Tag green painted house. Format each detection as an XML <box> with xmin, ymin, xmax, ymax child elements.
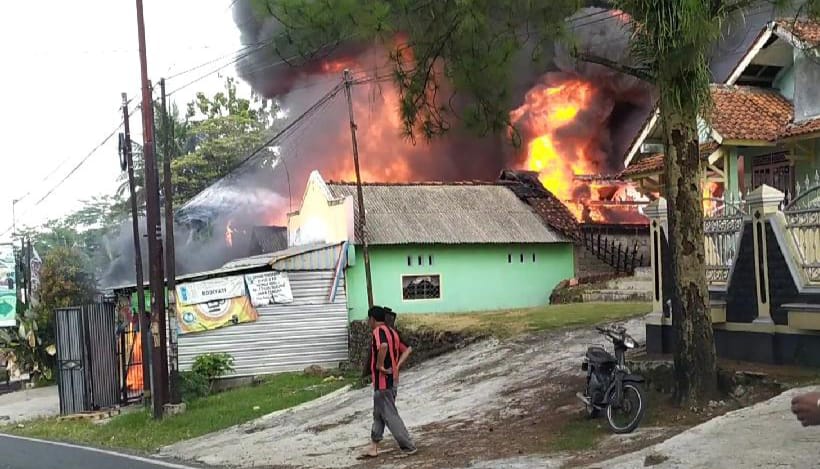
<box><xmin>288</xmin><ymin>171</ymin><xmax>575</xmax><ymax>320</ymax></box>
<box><xmin>621</xmin><ymin>18</ymin><xmax>820</xmax><ymax>201</ymax></box>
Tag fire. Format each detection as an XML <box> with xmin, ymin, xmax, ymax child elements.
<box><xmin>510</xmin><ymin>78</ymin><xmax>598</xmax><ymax>201</ymax></box>
<box><xmin>703</xmin><ymin>181</ymin><xmax>724</xmax><ymax>214</ymax></box>
<box><xmin>225</xmin><ymin>220</ymin><xmax>235</xmax><ymax>247</ymax></box>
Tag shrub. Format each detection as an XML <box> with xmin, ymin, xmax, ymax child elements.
<box><xmin>179</xmin><ymin>370</ymin><xmax>210</xmax><ymax>401</ymax></box>
<box><xmin>191</xmin><ymin>352</ymin><xmax>234</xmax><ymax>381</ymax></box>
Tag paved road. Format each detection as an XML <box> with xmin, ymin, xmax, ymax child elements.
<box><xmin>0</xmin><ymin>434</ymin><xmax>213</xmax><ymax>469</ymax></box>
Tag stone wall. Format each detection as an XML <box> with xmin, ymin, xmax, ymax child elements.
<box><xmin>346</xmin><ymin>321</ymin><xmax>485</xmax><ymax>376</ymax></box>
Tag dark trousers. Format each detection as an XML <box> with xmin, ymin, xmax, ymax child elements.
<box><xmin>371</xmin><ymin>388</ymin><xmax>415</xmax><ymax>451</ymax></box>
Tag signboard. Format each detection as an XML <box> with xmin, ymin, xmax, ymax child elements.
<box><xmin>0</xmin><ymin>245</ymin><xmax>16</xmax><ymax>327</ymax></box>
<box><xmin>176</xmin><ymin>296</ymin><xmax>258</xmax><ymax>335</ymax></box>
<box><xmin>175</xmin><ymin>275</ymin><xmax>258</xmax><ymax>335</ymax></box>
<box><xmin>176</xmin><ymin>276</ymin><xmax>245</xmax><ymax>305</ymax></box>
<box><xmin>245</xmin><ymin>271</ymin><xmax>294</xmax><ymax>306</ymax></box>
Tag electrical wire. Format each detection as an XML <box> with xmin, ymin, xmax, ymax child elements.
<box><xmin>2</xmin><ymin>108</ymin><xmax>140</xmax><ymax>237</ymax></box>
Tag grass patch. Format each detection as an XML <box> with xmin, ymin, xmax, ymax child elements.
<box><xmin>547</xmin><ymin>418</ymin><xmax>607</xmax><ymax>452</ymax></box>
<box><xmin>399</xmin><ymin>302</ymin><xmax>651</xmax><ymax>338</ymax></box>
<box><xmin>4</xmin><ymin>372</ymin><xmax>351</xmax><ymax>452</ymax></box>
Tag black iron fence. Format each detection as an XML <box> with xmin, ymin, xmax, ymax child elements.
<box><xmin>581</xmin><ymin>230</ymin><xmax>647</xmax><ymax>275</ymax></box>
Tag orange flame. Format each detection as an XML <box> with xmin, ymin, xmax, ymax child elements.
<box><xmin>225</xmin><ymin>220</ymin><xmax>235</xmax><ymax>247</ymax></box>
<box><xmin>510</xmin><ymin>79</ymin><xmax>597</xmax><ymax>201</ymax></box>
<box><xmin>703</xmin><ymin>182</ymin><xmax>724</xmax><ymax>214</ymax></box>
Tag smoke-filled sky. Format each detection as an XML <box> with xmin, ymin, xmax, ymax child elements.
<box><xmin>0</xmin><ymin>0</ymin><xmax>249</xmax><ymax>242</ymax></box>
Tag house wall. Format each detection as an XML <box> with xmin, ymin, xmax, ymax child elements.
<box><xmin>774</xmin><ymin>61</ymin><xmax>795</xmax><ymax>100</ymax></box>
<box><xmin>345</xmin><ymin>243</ymin><xmax>575</xmax><ymax>320</ymax></box>
<box><xmin>287</xmin><ymin>173</ymin><xmax>354</xmax><ymax>246</ymax></box>
<box><xmin>794</xmin><ymin>138</ymin><xmax>820</xmax><ymax>185</ymax></box>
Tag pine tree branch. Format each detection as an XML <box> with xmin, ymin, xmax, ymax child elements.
<box><xmin>573</xmin><ymin>51</ymin><xmax>654</xmax><ymax>82</ymax></box>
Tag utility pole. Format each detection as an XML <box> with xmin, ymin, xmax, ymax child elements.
<box><xmin>342</xmin><ymin>69</ymin><xmax>373</xmax><ymax>308</ymax></box>
<box><xmin>159</xmin><ymin>79</ymin><xmax>181</xmax><ymax>405</ymax></box>
<box><xmin>120</xmin><ymin>92</ymin><xmax>151</xmax><ymax>402</ymax></box>
<box><xmin>135</xmin><ymin>0</ymin><xmax>169</xmax><ymax>419</ymax></box>
<box><xmin>25</xmin><ymin>238</ymin><xmax>32</xmax><ymax>306</ymax></box>
<box><xmin>11</xmin><ymin>199</ymin><xmax>18</xmax><ymax>242</ymax></box>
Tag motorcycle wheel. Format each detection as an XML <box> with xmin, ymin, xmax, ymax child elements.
<box><xmin>605</xmin><ymin>382</ymin><xmax>646</xmax><ymax>434</ymax></box>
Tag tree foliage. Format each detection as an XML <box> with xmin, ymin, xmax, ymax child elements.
<box><xmin>171</xmin><ymin>77</ymin><xmax>279</xmax><ymax>205</ymax></box>
<box><xmin>0</xmin><ymin>246</ymin><xmax>96</xmax><ymax>381</ymax></box>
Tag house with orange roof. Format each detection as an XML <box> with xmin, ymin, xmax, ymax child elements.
<box><xmin>621</xmin><ymin>18</ymin><xmax>820</xmax><ymax>201</ymax></box>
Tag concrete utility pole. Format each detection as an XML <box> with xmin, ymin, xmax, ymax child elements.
<box><xmin>159</xmin><ymin>79</ymin><xmax>181</xmax><ymax>405</ymax></box>
<box><xmin>134</xmin><ymin>0</ymin><xmax>169</xmax><ymax>419</ymax></box>
<box><xmin>342</xmin><ymin>69</ymin><xmax>374</xmax><ymax>308</ymax></box>
<box><xmin>120</xmin><ymin>92</ymin><xmax>151</xmax><ymax>400</ymax></box>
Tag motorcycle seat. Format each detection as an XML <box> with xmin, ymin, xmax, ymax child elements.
<box><xmin>585</xmin><ymin>346</ymin><xmax>616</xmax><ymax>364</ymax></box>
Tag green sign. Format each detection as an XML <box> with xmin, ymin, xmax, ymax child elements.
<box><xmin>0</xmin><ymin>244</ymin><xmax>16</xmax><ymax>327</ymax></box>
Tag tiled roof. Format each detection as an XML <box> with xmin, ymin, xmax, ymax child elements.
<box><xmin>620</xmin><ymin>142</ymin><xmax>720</xmax><ymax>178</ymax></box>
<box><xmin>497</xmin><ymin>170</ymin><xmax>580</xmax><ymax>240</ymax></box>
<box><xmin>709</xmin><ymin>85</ymin><xmax>793</xmax><ymax>141</ymax></box>
<box><xmin>620</xmin><ymin>152</ymin><xmax>664</xmax><ymax>178</ymax></box>
<box><xmin>326</xmin><ymin>180</ymin><xmax>567</xmax><ymax>245</ymax></box>
<box><xmin>782</xmin><ymin>117</ymin><xmax>820</xmax><ymax>138</ymax></box>
<box><xmin>775</xmin><ymin>18</ymin><xmax>820</xmax><ymax>46</ymax></box>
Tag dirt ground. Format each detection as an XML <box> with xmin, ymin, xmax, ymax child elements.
<box><xmin>162</xmin><ymin>319</ymin><xmax>645</xmax><ymax>468</ymax></box>
<box><xmin>162</xmin><ymin>318</ymin><xmax>816</xmax><ymax>469</ymax></box>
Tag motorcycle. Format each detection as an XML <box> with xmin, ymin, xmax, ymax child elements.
<box><xmin>577</xmin><ymin>324</ymin><xmax>647</xmax><ymax>434</ymax></box>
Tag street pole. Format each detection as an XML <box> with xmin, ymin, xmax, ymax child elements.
<box><xmin>159</xmin><ymin>79</ymin><xmax>181</xmax><ymax>405</ymax></box>
<box><xmin>135</xmin><ymin>0</ymin><xmax>169</xmax><ymax>419</ymax></box>
<box><xmin>11</xmin><ymin>199</ymin><xmax>18</xmax><ymax>242</ymax></box>
<box><xmin>121</xmin><ymin>92</ymin><xmax>151</xmax><ymax>402</ymax></box>
<box><xmin>342</xmin><ymin>69</ymin><xmax>374</xmax><ymax>308</ymax></box>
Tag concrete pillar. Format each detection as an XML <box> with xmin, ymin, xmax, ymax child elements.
<box><xmin>645</xmin><ymin>198</ymin><xmax>669</xmax><ymax>324</ymax></box>
<box><xmin>746</xmin><ymin>185</ymin><xmax>784</xmax><ymax>325</ymax></box>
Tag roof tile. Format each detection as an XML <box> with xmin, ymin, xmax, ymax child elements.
<box><xmin>709</xmin><ymin>85</ymin><xmax>793</xmax><ymax>141</ymax></box>
<box><xmin>775</xmin><ymin>18</ymin><xmax>820</xmax><ymax>46</ymax></box>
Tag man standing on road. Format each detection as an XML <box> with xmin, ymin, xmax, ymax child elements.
<box><xmin>364</xmin><ymin>306</ymin><xmax>416</xmax><ymax>458</ymax></box>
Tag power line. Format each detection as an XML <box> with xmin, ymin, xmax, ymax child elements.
<box><xmin>2</xmin><ymin>108</ymin><xmax>139</xmax><ymax>236</ymax></box>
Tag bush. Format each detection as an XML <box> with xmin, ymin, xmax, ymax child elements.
<box><xmin>180</xmin><ymin>352</ymin><xmax>235</xmax><ymax>401</ymax></box>
<box><xmin>179</xmin><ymin>370</ymin><xmax>210</xmax><ymax>401</ymax></box>
<box><xmin>191</xmin><ymin>352</ymin><xmax>234</xmax><ymax>381</ymax></box>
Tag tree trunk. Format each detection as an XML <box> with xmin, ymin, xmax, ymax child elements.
<box><xmin>661</xmin><ymin>109</ymin><xmax>718</xmax><ymax>405</ymax></box>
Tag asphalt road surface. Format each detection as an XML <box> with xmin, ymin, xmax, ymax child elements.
<box><xmin>0</xmin><ymin>434</ymin><xmax>214</xmax><ymax>469</ymax></box>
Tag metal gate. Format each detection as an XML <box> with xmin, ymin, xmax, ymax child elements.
<box><xmin>118</xmin><ymin>324</ymin><xmax>144</xmax><ymax>404</ymax></box>
<box><xmin>55</xmin><ymin>304</ymin><xmax>119</xmax><ymax>415</ymax></box>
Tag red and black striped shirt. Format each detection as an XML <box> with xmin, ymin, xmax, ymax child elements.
<box><xmin>370</xmin><ymin>325</ymin><xmax>408</xmax><ymax>390</ymax></box>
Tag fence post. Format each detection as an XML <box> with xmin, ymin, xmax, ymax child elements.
<box><xmin>747</xmin><ymin>185</ymin><xmax>784</xmax><ymax>326</ymax></box>
<box><xmin>644</xmin><ymin>198</ymin><xmax>668</xmax><ymax>322</ymax></box>
<box><xmin>610</xmin><ymin>240</ymin><xmax>616</xmax><ymax>268</ymax></box>
<box><xmin>616</xmin><ymin>242</ymin><xmax>623</xmax><ymax>274</ymax></box>
<box><xmin>597</xmin><ymin>233</ymin><xmax>602</xmax><ymax>257</ymax></box>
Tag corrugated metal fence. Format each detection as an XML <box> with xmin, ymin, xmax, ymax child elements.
<box><xmin>177</xmin><ymin>270</ymin><xmax>349</xmax><ymax>377</ymax></box>
<box><xmin>55</xmin><ymin>304</ymin><xmax>119</xmax><ymax>415</ymax></box>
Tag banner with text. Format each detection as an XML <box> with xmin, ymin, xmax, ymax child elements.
<box><xmin>245</xmin><ymin>271</ymin><xmax>294</xmax><ymax>306</ymax></box>
<box><xmin>0</xmin><ymin>245</ymin><xmax>16</xmax><ymax>327</ymax></box>
<box><xmin>175</xmin><ymin>276</ymin><xmax>258</xmax><ymax>335</ymax></box>
<box><xmin>176</xmin><ymin>276</ymin><xmax>245</xmax><ymax>305</ymax></box>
